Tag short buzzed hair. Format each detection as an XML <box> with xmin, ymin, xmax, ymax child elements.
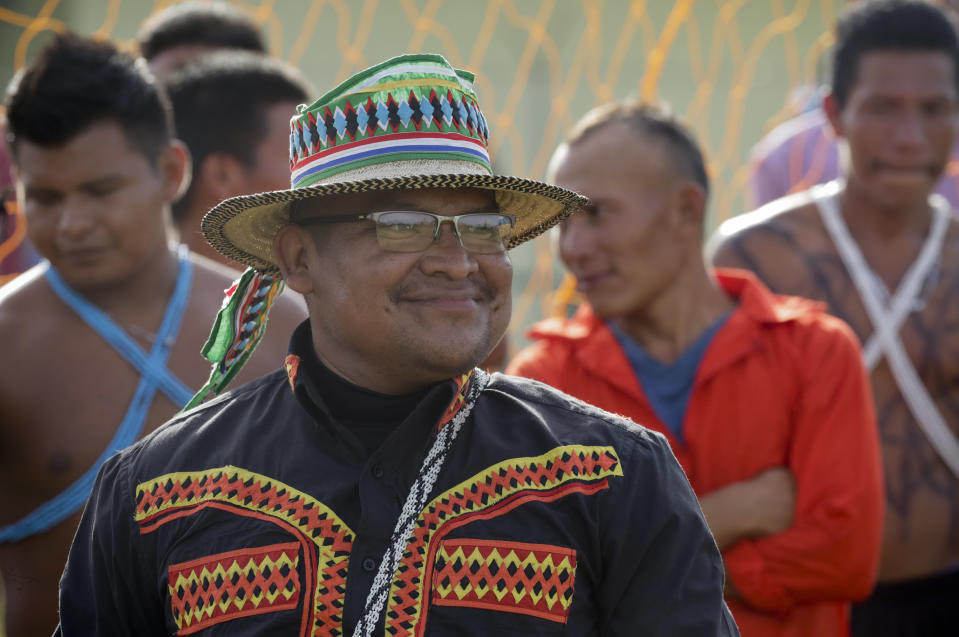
<box><xmin>165</xmin><ymin>51</ymin><xmax>311</xmax><ymax>221</ymax></box>
<box><xmin>831</xmin><ymin>0</ymin><xmax>959</xmax><ymax>110</ymax></box>
<box><xmin>564</xmin><ymin>101</ymin><xmax>710</xmax><ymax>198</ymax></box>
<box><xmin>138</xmin><ymin>1</ymin><xmax>266</xmax><ymax>61</ymax></box>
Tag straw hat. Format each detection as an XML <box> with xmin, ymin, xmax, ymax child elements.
<box><xmin>200</xmin><ymin>53</ymin><xmax>587</xmax><ymax>272</ymax></box>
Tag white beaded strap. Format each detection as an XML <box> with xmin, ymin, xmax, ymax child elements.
<box><xmin>352</xmin><ymin>369</ymin><xmax>488</xmax><ymax>637</ymax></box>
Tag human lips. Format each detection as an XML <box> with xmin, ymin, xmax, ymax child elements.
<box><xmin>58</xmin><ymin>245</ymin><xmax>111</xmax><ymax>263</ymax></box>
<box><xmin>573</xmin><ymin>270</ymin><xmax>615</xmax><ymax>293</ymax></box>
<box><xmin>873</xmin><ymin>161</ymin><xmax>938</xmax><ymax>179</ymax></box>
<box><xmin>398</xmin><ymin>286</ymin><xmax>490</xmax><ymax>312</ymax></box>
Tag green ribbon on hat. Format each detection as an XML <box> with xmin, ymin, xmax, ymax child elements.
<box><xmin>182</xmin><ymin>268</ymin><xmax>285</xmax><ymax>411</ymax></box>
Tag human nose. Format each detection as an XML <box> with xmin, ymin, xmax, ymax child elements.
<box><xmin>56</xmin><ymin>194</ymin><xmax>96</xmax><ymax>238</ymax></box>
<box><xmin>558</xmin><ymin>213</ymin><xmax>592</xmax><ymax>267</ymax></box>
<box><xmin>420</xmin><ymin>220</ymin><xmax>479</xmax><ymax>279</ymax></box>
<box><xmin>891</xmin><ymin>109</ymin><xmax>926</xmax><ymax>148</ymax></box>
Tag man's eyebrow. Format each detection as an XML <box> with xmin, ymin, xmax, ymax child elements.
<box><xmin>379</xmin><ymin>199</ymin><xmax>501</xmax><ymax>214</ymax></box>
<box><xmin>378</xmin><ymin>200</ymin><xmax>420</xmax><ymax>210</ymax></box>
<box><xmin>23</xmin><ymin>184</ymin><xmax>57</xmax><ymax>194</ymax></box>
<box><xmin>81</xmin><ymin>174</ymin><xmax>127</xmax><ymax>189</ymax></box>
<box><xmin>466</xmin><ymin>204</ymin><xmax>502</xmax><ymax>214</ymax></box>
<box><xmin>25</xmin><ymin>175</ymin><xmax>126</xmax><ymax>194</ymax></box>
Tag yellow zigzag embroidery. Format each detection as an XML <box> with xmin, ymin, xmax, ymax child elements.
<box><xmin>170</xmin><ymin>547</ymin><xmax>300</xmax><ymax>632</ymax></box>
<box><xmin>386</xmin><ymin>444</ymin><xmax>622</xmax><ymax>637</ymax></box>
<box><xmin>135</xmin><ymin>466</ymin><xmax>355</xmax><ymax>637</ymax></box>
<box><xmin>434</xmin><ymin>544</ymin><xmax>575</xmax><ymax>610</ymax></box>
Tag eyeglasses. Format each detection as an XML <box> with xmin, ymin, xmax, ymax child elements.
<box><xmin>297</xmin><ymin>210</ymin><xmax>516</xmax><ymax>254</ymax></box>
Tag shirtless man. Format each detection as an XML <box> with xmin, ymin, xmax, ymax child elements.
<box><xmin>710</xmin><ymin>2</ymin><xmax>959</xmax><ymax>634</ymax></box>
<box><xmin>0</xmin><ymin>34</ymin><xmax>305</xmax><ymax>636</ymax></box>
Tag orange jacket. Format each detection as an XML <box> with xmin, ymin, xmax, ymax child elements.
<box><xmin>508</xmin><ymin>269</ymin><xmax>884</xmax><ymax>637</ymax></box>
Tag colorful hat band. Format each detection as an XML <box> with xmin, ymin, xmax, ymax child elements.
<box><xmin>201</xmin><ymin>53</ymin><xmax>588</xmax><ymax>273</ymax></box>
<box><xmin>288</xmin><ymin>58</ymin><xmax>491</xmax><ymax>190</ymax></box>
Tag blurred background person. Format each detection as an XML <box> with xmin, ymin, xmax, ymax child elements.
<box><xmin>0</xmin><ymin>0</ymin><xmax>270</xmax><ymax>282</ymax></box>
<box><xmin>750</xmin><ymin>89</ymin><xmax>959</xmax><ymax>209</ymax></box>
<box><xmin>137</xmin><ymin>0</ymin><xmax>266</xmax><ymax>81</ymax></box>
<box><xmin>1</xmin><ymin>0</ymin><xmax>908</xmax><ymax>361</ymax></box>
<box><xmin>508</xmin><ymin>101</ymin><xmax>884</xmax><ymax>637</ymax></box>
<box><xmin>164</xmin><ymin>50</ymin><xmax>311</xmax><ymax>265</ymax></box>
<box><xmin>0</xmin><ymin>33</ymin><xmax>304</xmax><ymax>637</ymax></box>
<box><xmin>749</xmin><ymin>1</ymin><xmax>959</xmax><ymax>209</ymax></box>
<box><xmin>711</xmin><ymin>2</ymin><xmax>959</xmax><ymax>634</ymax></box>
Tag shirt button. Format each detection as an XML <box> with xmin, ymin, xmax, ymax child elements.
<box><xmin>371</xmin><ymin>464</ymin><xmax>384</xmax><ymax>479</ymax></box>
<box><xmin>362</xmin><ymin>557</ymin><xmax>377</xmax><ymax>572</ymax></box>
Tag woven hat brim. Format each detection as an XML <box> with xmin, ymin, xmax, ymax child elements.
<box><xmin>201</xmin><ymin>174</ymin><xmax>588</xmax><ymax>272</ymax></box>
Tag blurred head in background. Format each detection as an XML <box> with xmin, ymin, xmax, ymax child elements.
<box><xmin>548</xmin><ymin>101</ymin><xmax>711</xmax><ymax>325</ymax></box>
<box><xmin>5</xmin><ymin>33</ymin><xmax>187</xmax><ymax>290</ymax></box>
<box><xmin>825</xmin><ymin>0</ymin><xmax>959</xmax><ymax>210</ymax></box>
<box><xmin>138</xmin><ymin>1</ymin><xmax>266</xmax><ymax>80</ymax></box>
<box><xmin>164</xmin><ymin>51</ymin><xmax>310</xmax><ymax>263</ymax></box>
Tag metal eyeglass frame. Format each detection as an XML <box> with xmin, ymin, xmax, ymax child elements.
<box><xmin>295</xmin><ymin>210</ymin><xmax>517</xmax><ymax>254</ymax></box>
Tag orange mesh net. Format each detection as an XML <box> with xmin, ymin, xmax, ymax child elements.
<box><xmin>0</xmin><ymin>0</ymin><xmax>841</xmax><ymax>341</ymax></box>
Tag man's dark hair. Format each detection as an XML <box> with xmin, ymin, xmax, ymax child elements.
<box><xmin>138</xmin><ymin>1</ymin><xmax>266</xmax><ymax>61</ymax></box>
<box><xmin>4</xmin><ymin>32</ymin><xmax>173</xmax><ymax>164</ymax></box>
<box><xmin>165</xmin><ymin>50</ymin><xmax>311</xmax><ymax>221</ymax></box>
<box><xmin>565</xmin><ymin>101</ymin><xmax>710</xmax><ymax>198</ymax></box>
<box><xmin>831</xmin><ymin>0</ymin><xmax>959</xmax><ymax>109</ymax></box>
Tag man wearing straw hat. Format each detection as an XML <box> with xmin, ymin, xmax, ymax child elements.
<box><xmin>56</xmin><ymin>55</ymin><xmax>738</xmax><ymax>636</ymax></box>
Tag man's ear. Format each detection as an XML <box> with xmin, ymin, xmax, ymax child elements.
<box><xmin>274</xmin><ymin>224</ymin><xmax>316</xmax><ymax>295</ymax></box>
<box><xmin>198</xmin><ymin>152</ymin><xmax>248</xmax><ymax>203</ymax></box>
<box><xmin>159</xmin><ymin>139</ymin><xmax>191</xmax><ymax>202</ymax></box>
<box><xmin>673</xmin><ymin>181</ymin><xmax>707</xmax><ymax>237</ymax></box>
<box><xmin>823</xmin><ymin>91</ymin><xmax>843</xmax><ymax>140</ymax></box>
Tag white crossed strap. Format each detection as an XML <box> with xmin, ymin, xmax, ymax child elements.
<box><xmin>814</xmin><ymin>181</ymin><xmax>959</xmax><ymax>478</ymax></box>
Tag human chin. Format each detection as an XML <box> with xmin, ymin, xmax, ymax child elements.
<box><xmin>49</xmin><ymin>250</ymin><xmax>122</xmax><ymax>290</ymax></box>
<box><xmin>868</xmin><ymin>170</ymin><xmax>936</xmax><ymax>206</ymax></box>
<box><xmin>405</xmin><ymin>334</ymin><xmax>492</xmax><ymax>381</ymax></box>
<box><xmin>582</xmin><ymin>287</ymin><xmax>628</xmax><ymax>318</ymax></box>
<box><xmin>414</xmin><ymin>314</ymin><xmax>497</xmax><ymax>371</ymax></box>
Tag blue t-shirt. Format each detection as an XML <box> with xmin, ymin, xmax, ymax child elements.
<box><xmin>611</xmin><ymin>313</ymin><xmax>730</xmax><ymax>441</ymax></box>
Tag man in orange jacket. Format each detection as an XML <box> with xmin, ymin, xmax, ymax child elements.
<box><xmin>507</xmin><ymin>101</ymin><xmax>884</xmax><ymax>637</ymax></box>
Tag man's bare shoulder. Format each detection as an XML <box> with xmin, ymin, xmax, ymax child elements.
<box><xmin>186</xmin><ymin>252</ymin><xmax>249</xmax><ymax>297</ymax></box>
<box><xmin>706</xmin><ymin>190</ymin><xmax>828</xmax><ymax>288</ymax></box>
<box><xmin>0</xmin><ymin>266</ymin><xmax>76</xmax><ymax>437</ymax></box>
<box><xmin>0</xmin><ymin>264</ymin><xmax>50</xmax><ymax>311</ymax></box>
<box><xmin>0</xmin><ymin>265</ymin><xmax>59</xmax><ymax>359</ymax></box>
<box><xmin>708</xmin><ymin>192</ymin><xmax>820</xmax><ymax>260</ymax></box>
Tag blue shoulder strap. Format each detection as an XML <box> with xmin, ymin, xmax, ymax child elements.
<box><xmin>0</xmin><ymin>247</ymin><xmax>193</xmax><ymax>543</ymax></box>
<box><xmin>44</xmin><ymin>248</ymin><xmax>194</xmax><ymax>404</ymax></box>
